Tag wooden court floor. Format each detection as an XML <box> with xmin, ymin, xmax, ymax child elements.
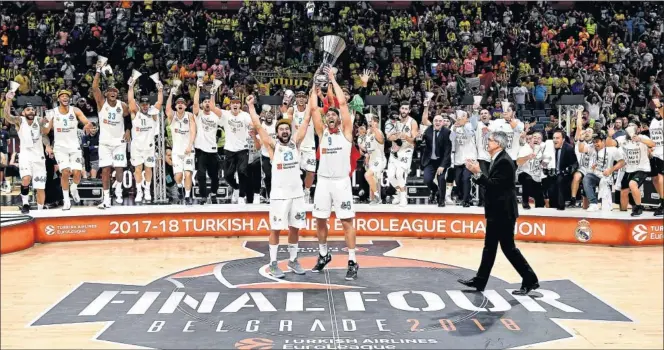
<box><xmin>1</xmin><ymin>237</ymin><xmax>662</xmax><ymax>349</ymax></box>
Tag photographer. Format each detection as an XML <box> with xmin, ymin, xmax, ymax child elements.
<box><xmin>546</xmin><ymin>130</ymin><xmax>578</xmax><ymax>211</ymax></box>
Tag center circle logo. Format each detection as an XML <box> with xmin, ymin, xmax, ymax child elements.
<box><xmin>632</xmin><ymin>224</ymin><xmax>648</xmax><ymax>242</ymax></box>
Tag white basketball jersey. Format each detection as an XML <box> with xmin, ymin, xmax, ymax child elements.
<box><xmin>650</xmin><ymin>118</ymin><xmax>663</xmax><ymax>160</ymax></box>
<box><xmin>318</xmin><ymin>129</ymin><xmax>351</xmax><ymax>178</ymax></box>
<box><xmin>19</xmin><ymin>117</ymin><xmax>45</xmax><ymax>160</ymax></box>
<box><xmin>221</xmin><ymin>110</ymin><xmax>251</xmax><ymax>152</ymax></box>
<box><xmin>396</xmin><ymin>117</ymin><xmax>415</xmax><ymax>151</ymax></box>
<box><xmin>50</xmin><ymin>106</ymin><xmax>79</xmax><ymax>150</ymax></box>
<box><xmin>170</xmin><ymin>112</ymin><xmax>193</xmax><ymax>156</ymax></box>
<box><xmin>261</xmin><ymin>121</ymin><xmax>276</xmax><ymax>158</ymax></box>
<box><xmin>271</xmin><ymin>140</ymin><xmax>304</xmax><ymax>199</ymax></box>
<box><xmin>366</xmin><ymin>130</ymin><xmax>385</xmax><ymax>163</ymax></box>
<box><xmin>475</xmin><ymin>121</ymin><xmax>491</xmax><ymax>161</ymax></box>
<box><xmin>132</xmin><ymin>111</ymin><xmax>156</xmax><ymax>150</ymax></box>
<box><xmin>98</xmin><ymin>100</ymin><xmax>126</xmax><ymax>146</ymax></box>
<box><xmin>490</xmin><ymin>119</ymin><xmax>523</xmax><ymax>160</ymax></box>
<box><xmin>293</xmin><ymin>107</ymin><xmax>314</xmax><ymax>150</ymax></box>
<box><xmin>195</xmin><ymin>110</ymin><xmax>220</xmax><ymax>153</ymax></box>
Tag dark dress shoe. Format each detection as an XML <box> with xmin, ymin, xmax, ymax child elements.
<box><xmin>512</xmin><ymin>282</ymin><xmax>540</xmax><ymax>295</ymax></box>
<box><xmin>457</xmin><ymin>277</ymin><xmax>487</xmax><ymax>291</ymax></box>
<box><xmin>438</xmin><ymin>202</ymin><xmax>445</xmax><ymax>207</ymax></box>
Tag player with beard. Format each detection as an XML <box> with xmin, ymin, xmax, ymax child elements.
<box><xmin>218</xmin><ymin>94</ymin><xmax>253</xmax><ymax>204</ymax></box>
<box><xmin>451</xmin><ymin>110</ymin><xmax>478</xmax><ymax>207</ymax></box>
<box><xmin>489</xmin><ymin>103</ymin><xmax>524</xmax><ymax>161</ymax></box>
<box><xmin>475</xmin><ymin>109</ymin><xmax>492</xmax><ymax>206</ymax></box>
<box><xmin>127</xmin><ymin>76</ymin><xmax>163</xmax><ymax>204</ymax></box>
<box><xmin>285</xmin><ymin>91</ymin><xmax>316</xmax><ymax>203</ymax></box>
<box><xmin>165</xmin><ymin>91</ymin><xmax>197</xmax><ymax>205</ymax></box>
<box><xmin>571</xmin><ymin>111</ymin><xmax>595</xmax><ymax>209</ymax></box>
<box><xmin>311</xmin><ymin>69</ymin><xmax>359</xmax><ymax>280</ymax></box>
<box><xmin>92</xmin><ymin>63</ymin><xmax>131</xmax><ymax>209</ymax></box>
<box><xmin>259</xmin><ymin>108</ymin><xmax>276</xmax><ymax>200</ymax></box>
<box><xmin>44</xmin><ymin>90</ymin><xmax>93</xmax><ymax>210</ymax></box>
<box><xmin>386</xmin><ymin>101</ymin><xmax>419</xmax><ymax>206</ymax></box>
<box><xmin>516</xmin><ymin>131</ymin><xmax>546</xmax><ymax>209</ymax></box>
<box><xmin>650</xmin><ymin>101</ymin><xmax>664</xmax><ymax>216</ymax></box>
<box><xmin>193</xmin><ymin>79</ymin><xmax>222</xmax><ymax>205</ymax></box>
<box><xmin>3</xmin><ymin>96</ymin><xmax>51</xmax><ymax>213</ymax></box>
<box><xmin>362</xmin><ymin>114</ymin><xmax>386</xmax><ymax>204</ymax></box>
<box><xmin>608</xmin><ymin>122</ymin><xmax>655</xmax><ymax>216</ymax></box>
<box><xmin>248</xmin><ymin>91</ymin><xmax>314</xmax><ymax>277</ymax></box>
<box><xmin>577</xmin><ymin>131</ymin><xmax>625</xmax><ymax>212</ymax></box>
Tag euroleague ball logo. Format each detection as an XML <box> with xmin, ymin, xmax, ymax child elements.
<box><xmin>45</xmin><ymin>225</ymin><xmax>55</xmax><ymax>236</ymax></box>
<box><xmin>632</xmin><ymin>224</ymin><xmax>648</xmax><ymax>242</ymax></box>
<box><xmin>235</xmin><ymin>338</ymin><xmax>273</xmax><ymax>350</ymax></box>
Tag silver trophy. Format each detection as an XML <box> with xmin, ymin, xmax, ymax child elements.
<box><xmin>315</xmin><ymin>35</ymin><xmax>346</xmax><ymax>87</ymax></box>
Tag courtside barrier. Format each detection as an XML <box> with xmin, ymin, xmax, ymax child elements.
<box><xmin>1</xmin><ymin>215</ymin><xmax>35</xmax><ymax>254</ymax></box>
<box><xmin>1</xmin><ymin>205</ymin><xmax>662</xmax><ymax>254</ymax></box>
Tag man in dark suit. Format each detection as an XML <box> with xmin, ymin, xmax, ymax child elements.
<box><xmin>420</xmin><ymin>112</ymin><xmax>452</xmax><ymax>206</ymax></box>
<box><xmin>547</xmin><ymin>130</ymin><xmax>578</xmax><ymax>210</ymax></box>
<box><xmin>459</xmin><ymin>130</ymin><xmax>539</xmax><ymax>296</ymax></box>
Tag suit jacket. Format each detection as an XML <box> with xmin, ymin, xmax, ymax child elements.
<box><xmin>553</xmin><ymin>142</ymin><xmax>578</xmax><ymax>175</ymax></box>
<box><xmin>474</xmin><ymin>150</ymin><xmax>519</xmax><ymax>222</ymax></box>
<box><xmin>420</xmin><ymin>126</ymin><xmax>452</xmax><ymax>169</ymax></box>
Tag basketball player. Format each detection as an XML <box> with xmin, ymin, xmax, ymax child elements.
<box><xmin>213</xmin><ymin>94</ymin><xmax>252</xmax><ymax>204</ymax></box>
<box><xmin>92</xmin><ymin>64</ymin><xmax>131</xmax><ymax>208</ymax></box>
<box><xmin>571</xmin><ymin>113</ymin><xmax>595</xmax><ymax>209</ymax></box>
<box><xmin>3</xmin><ymin>95</ymin><xmax>50</xmax><ymax>213</ymax></box>
<box><xmin>516</xmin><ymin>131</ymin><xmax>546</xmax><ymax>209</ymax></box>
<box><xmin>363</xmin><ymin>114</ymin><xmax>386</xmax><ymax>204</ymax></box>
<box><xmin>165</xmin><ymin>90</ymin><xmax>197</xmax><ymax>205</ymax></box>
<box><xmin>259</xmin><ymin>107</ymin><xmax>277</xmax><ymax>200</ymax></box>
<box><xmin>386</xmin><ymin>101</ymin><xmax>418</xmax><ymax>206</ymax></box>
<box><xmin>127</xmin><ymin>76</ymin><xmax>163</xmax><ymax>203</ymax></box>
<box><xmin>650</xmin><ymin>101</ymin><xmax>664</xmax><ymax>216</ymax></box>
<box><xmin>489</xmin><ymin>103</ymin><xmax>524</xmax><ymax>161</ymax></box>
<box><xmin>311</xmin><ymin>69</ymin><xmax>359</xmax><ymax>280</ymax></box>
<box><xmin>247</xmin><ymin>91</ymin><xmax>314</xmax><ymax>277</ymax></box>
<box><xmin>44</xmin><ymin>89</ymin><xmax>93</xmax><ymax>210</ymax></box>
<box><xmin>577</xmin><ymin>131</ymin><xmax>625</xmax><ymax>212</ymax></box>
<box><xmin>451</xmin><ymin>110</ymin><xmax>478</xmax><ymax>207</ymax></box>
<box><xmin>475</xmin><ymin>109</ymin><xmax>492</xmax><ymax>206</ymax></box>
<box><xmin>286</xmin><ymin>91</ymin><xmax>317</xmax><ymax>203</ymax></box>
<box><xmin>193</xmin><ymin>79</ymin><xmax>222</xmax><ymax>204</ymax></box>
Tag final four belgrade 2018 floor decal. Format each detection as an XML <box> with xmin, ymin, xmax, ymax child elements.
<box><xmin>31</xmin><ymin>240</ymin><xmax>631</xmax><ymax>349</ymax></box>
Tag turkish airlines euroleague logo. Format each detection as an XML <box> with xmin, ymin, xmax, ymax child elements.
<box><xmin>632</xmin><ymin>224</ymin><xmax>649</xmax><ymax>242</ymax></box>
<box><xmin>30</xmin><ymin>241</ymin><xmax>631</xmax><ymax>349</ymax></box>
<box><xmin>631</xmin><ymin>223</ymin><xmax>664</xmax><ymax>243</ymax></box>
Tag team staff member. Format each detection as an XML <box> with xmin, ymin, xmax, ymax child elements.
<box><xmin>247</xmin><ymin>90</ymin><xmax>315</xmax><ymax>278</ymax></box>
<box><xmin>128</xmin><ymin>75</ymin><xmax>163</xmax><ymax>203</ymax></box>
<box><xmin>386</xmin><ymin>101</ymin><xmax>418</xmax><ymax>206</ymax></box>
<box><xmin>92</xmin><ymin>61</ymin><xmax>131</xmax><ymax>208</ymax></box>
<box><xmin>3</xmin><ymin>96</ymin><xmax>51</xmax><ymax>213</ymax></box>
<box><xmin>193</xmin><ymin>79</ymin><xmax>221</xmax><ymax>204</ymax></box>
<box><xmin>451</xmin><ymin>110</ymin><xmax>477</xmax><ymax>207</ymax></box>
<box><xmin>650</xmin><ymin>101</ymin><xmax>664</xmax><ymax>216</ymax></box>
<box><xmin>420</xmin><ymin>102</ymin><xmax>452</xmax><ymax>206</ymax></box>
<box><xmin>461</xmin><ymin>131</ymin><xmax>539</xmax><ymax>296</ymax></box>
<box><xmin>165</xmin><ymin>89</ymin><xmax>197</xmax><ymax>205</ymax></box>
<box><xmin>43</xmin><ymin>89</ymin><xmax>93</xmax><ymax>210</ymax></box>
<box><xmin>213</xmin><ymin>94</ymin><xmax>252</xmax><ymax>204</ymax></box>
<box><xmin>609</xmin><ymin>123</ymin><xmax>655</xmax><ymax>217</ymax></box>
<box><xmin>547</xmin><ymin>130</ymin><xmax>578</xmax><ymax>211</ymax></box>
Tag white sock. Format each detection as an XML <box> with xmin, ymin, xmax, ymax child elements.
<box><xmin>63</xmin><ymin>190</ymin><xmax>70</xmax><ymax>203</ymax></box>
<box><xmin>144</xmin><ymin>181</ymin><xmax>151</xmax><ymax>189</ymax></box>
<box><xmin>185</xmin><ymin>189</ymin><xmax>191</xmax><ymax>198</ymax></box>
<box><xmin>21</xmin><ymin>195</ymin><xmax>29</xmax><ymax>206</ymax></box>
<box><xmin>269</xmin><ymin>244</ymin><xmax>278</xmax><ymax>263</ymax></box>
<box><xmin>319</xmin><ymin>243</ymin><xmax>328</xmax><ymax>256</ymax></box>
<box><xmin>37</xmin><ymin>204</ymin><xmax>43</xmax><ymax>210</ymax></box>
<box><xmin>288</xmin><ymin>243</ymin><xmax>298</xmax><ymax>262</ymax></box>
<box><xmin>70</xmin><ymin>183</ymin><xmax>78</xmax><ymax>192</ymax></box>
<box><xmin>348</xmin><ymin>248</ymin><xmax>356</xmax><ymax>262</ymax></box>
<box><xmin>114</xmin><ymin>180</ymin><xmax>122</xmax><ymax>189</ymax></box>
<box><xmin>304</xmin><ymin>188</ymin><xmax>310</xmax><ymax>194</ymax></box>
<box><xmin>104</xmin><ymin>190</ymin><xmax>111</xmax><ymax>203</ymax></box>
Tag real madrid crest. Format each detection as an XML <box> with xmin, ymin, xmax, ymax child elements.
<box><xmin>575</xmin><ymin>219</ymin><xmax>593</xmax><ymax>243</ymax></box>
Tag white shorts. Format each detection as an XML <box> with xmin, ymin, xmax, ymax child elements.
<box><xmin>389</xmin><ymin>148</ymin><xmax>413</xmax><ymax>170</ymax></box>
<box><xmin>19</xmin><ymin>157</ymin><xmax>47</xmax><ymax>189</ymax></box>
<box><xmin>131</xmin><ymin>146</ymin><xmax>156</xmax><ymax>167</ymax></box>
<box><xmin>313</xmin><ymin>176</ymin><xmax>355</xmax><ymax>219</ymax></box>
<box><xmin>173</xmin><ymin>152</ymin><xmax>195</xmax><ymax>174</ymax></box>
<box><xmin>99</xmin><ymin>143</ymin><xmax>128</xmax><ymax>168</ymax></box>
<box><xmin>54</xmin><ymin>147</ymin><xmax>83</xmax><ymax>171</ymax></box>
<box><xmin>367</xmin><ymin>157</ymin><xmax>386</xmax><ymax>175</ymax></box>
<box><xmin>300</xmin><ymin>148</ymin><xmax>317</xmax><ymax>172</ymax></box>
<box><xmin>269</xmin><ymin>196</ymin><xmax>307</xmax><ymax>230</ymax></box>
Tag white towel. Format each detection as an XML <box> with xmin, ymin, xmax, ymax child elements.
<box><xmin>599</xmin><ymin>177</ymin><xmax>613</xmax><ymax>212</ymax></box>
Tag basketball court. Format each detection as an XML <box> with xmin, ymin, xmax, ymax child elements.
<box><xmin>1</xmin><ymin>204</ymin><xmax>662</xmax><ymax>349</ymax></box>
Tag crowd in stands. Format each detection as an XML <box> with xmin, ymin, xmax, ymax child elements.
<box><xmin>0</xmin><ymin>1</ymin><xmax>662</xmax><ymax>214</ymax></box>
